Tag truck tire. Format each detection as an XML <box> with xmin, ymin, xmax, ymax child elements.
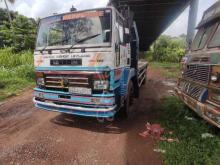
<box><xmin>121</xmin><ymin>81</ymin><xmax>134</xmax><ymax>119</ymax></box>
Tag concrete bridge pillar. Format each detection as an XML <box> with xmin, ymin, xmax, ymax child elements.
<box><xmin>187</xmin><ymin>0</ymin><xmax>199</xmax><ymax>50</ymax></box>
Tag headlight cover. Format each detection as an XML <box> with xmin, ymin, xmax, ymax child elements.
<box><xmin>37</xmin><ymin>78</ymin><xmax>45</xmax><ymax>86</ymax></box>
<box><xmin>93</xmin><ymin>80</ymin><xmax>109</xmax><ymax>90</ymax></box>
<box><xmin>211</xmin><ymin>73</ymin><xmax>219</xmax><ymax>83</ymax></box>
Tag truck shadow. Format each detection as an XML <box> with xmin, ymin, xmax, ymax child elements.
<box><xmin>50</xmin><ymin>80</ymin><xmax>165</xmax><ymax>136</ymax></box>
<box><xmin>50</xmin><ymin>77</ymin><xmax>167</xmax><ymax>164</ymax></box>
<box><xmin>122</xmin><ymin>79</ymin><xmax>167</xmax><ymax>164</ymax></box>
<box><xmin>50</xmin><ymin>113</ymin><xmax>131</xmax><ymax>134</ymax></box>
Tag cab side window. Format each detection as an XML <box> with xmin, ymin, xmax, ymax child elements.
<box><xmin>116</xmin><ymin>14</ymin><xmax>125</xmax><ymax>44</ymax></box>
<box><xmin>208</xmin><ymin>24</ymin><xmax>220</xmax><ymax>48</ymax></box>
<box><xmin>119</xmin><ymin>25</ymin><xmax>124</xmax><ymax>43</ymax></box>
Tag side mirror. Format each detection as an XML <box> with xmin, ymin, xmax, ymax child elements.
<box><xmin>103</xmin><ymin>30</ymin><xmax>111</xmax><ymax>42</ymax></box>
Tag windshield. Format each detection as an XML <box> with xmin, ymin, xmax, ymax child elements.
<box><xmin>36</xmin><ymin>9</ymin><xmax>111</xmax><ymax>49</ymax></box>
<box><xmin>208</xmin><ymin>23</ymin><xmax>220</xmax><ymax>48</ymax></box>
<box><xmin>191</xmin><ymin>24</ymin><xmax>214</xmax><ymax>51</ymax></box>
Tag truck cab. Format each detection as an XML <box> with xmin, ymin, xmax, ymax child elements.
<box><xmin>33</xmin><ymin>7</ymin><xmax>147</xmax><ymax>119</ymax></box>
<box><xmin>176</xmin><ymin>1</ymin><xmax>220</xmax><ymax>128</ymax></box>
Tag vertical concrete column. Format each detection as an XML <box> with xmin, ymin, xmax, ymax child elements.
<box><xmin>187</xmin><ymin>0</ymin><xmax>199</xmax><ymax>50</ymax></box>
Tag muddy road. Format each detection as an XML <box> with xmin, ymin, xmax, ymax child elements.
<box><xmin>0</xmin><ymin>67</ymin><xmax>175</xmax><ymax>165</ymax></box>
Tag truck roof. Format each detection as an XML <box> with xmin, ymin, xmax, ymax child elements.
<box><xmin>197</xmin><ymin>1</ymin><xmax>220</xmax><ymax>28</ymax></box>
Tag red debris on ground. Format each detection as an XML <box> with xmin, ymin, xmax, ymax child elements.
<box><xmin>139</xmin><ymin>123</ymin><xmax>179</xmax><ymax>143</ymax></box>
<box><xmin>139</xmin><ymin>123</ymin><xmax>165</xmax><ymax>140</ymax></box>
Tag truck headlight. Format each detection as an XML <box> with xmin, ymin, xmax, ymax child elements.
<box><xmin>94</xmin><ymin>80</ymin><xmax>109</xmax><ymax>90</ymax></box>
<box><xmin>211</xmin><ymin>73</ymin><xmax>219</xmax><ymax>83</ymax></box>
<box><xmin>37</xmin><ymin>78</ymin><xmax>45</xmax><ymax>86</ymax></box>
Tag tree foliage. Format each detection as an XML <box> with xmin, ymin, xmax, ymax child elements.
<box><xmin>146</xmin><ymin>35</ymin><xmax>187</xmax><ymax>63</ymax></box>
<box><xmin>0</xmin><ymin>8</ymin><xmax>37</xmax><ymax>52</ymax></box>
<box><xmin>0</xmin><ymin>8</ymin><xmax>17</xmax><ymax>25</ymax></box>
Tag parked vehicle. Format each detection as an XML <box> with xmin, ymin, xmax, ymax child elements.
<box><xmin>176</xmin><ymin>1</ymin><xmax>220</xmax><ymax>128</ymax></box>
<box><xmin>33</xmin><ymin>6</ymin><xmax>147</xmax><ymax>119</ymax></box>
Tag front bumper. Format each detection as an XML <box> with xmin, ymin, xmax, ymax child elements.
<box><xmin>175</xmin><ymin>87</ymin><xmax>220</xmax><ymax>128</ymax></box>
<box><xmin>33</xmin><ymin>88</ymin><xmax>117</xmax><ymax>118</ymax></box>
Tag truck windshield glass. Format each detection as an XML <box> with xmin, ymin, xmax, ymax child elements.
<box><xmin>36</xmin><ymin>10</ymin><xmax>111</xmax><ymax>49</ymax></box>
<box><xmin>192</xmin><ymin>25</ymin><xmax>214</xmax><ymax>50</ymax></box>
<box><xmin>208</xmin><ymin>24</ymin><xmax>220</xmax><ymax>48</ymax></box>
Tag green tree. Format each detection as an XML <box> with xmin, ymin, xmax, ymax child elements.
<box><xmin>1</xmin><ymin>0</ymin><xmax>37</xmax><ymax>51</ymax></box>
<box><xmin>0</xmin><ymin>14</ymin><xmax>37</xmax><ymax>51</ymax></box>
<box><xmin>146</xmin><ymin>35</ymin><xmax>186</xmax><ymax>63</ymax></box>
<box><xmin>3</xmin><ymin>0</ymin><xmax>16</xmax><ymax>35</ymax></box>
<box><xmin>0</xmin><ymin>8</ymin><xmax>17</xmax><ymax>47</ymax></box>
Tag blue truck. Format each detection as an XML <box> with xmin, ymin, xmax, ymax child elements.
<box><xmin>33</xmin><ymin>6</ymin><xmax>148</xmax><ymax>120</ymax></box>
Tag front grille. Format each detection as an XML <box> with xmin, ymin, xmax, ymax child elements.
<box><xmin>179</xmin><ymin>81</ymin><xmax>205</xmax><ymax>100</ymax></box>
<box><xmin>45</xmin><ymin>74</ymin><xmax>91</xmax><ymax>89</ymax></box>
<box><xmin>183</xmin><ymin>64</ymin><xmax>210</xmax><ymax>84</ymax></box>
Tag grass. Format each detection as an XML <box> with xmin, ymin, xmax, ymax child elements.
<box><xmin>0</xmin><ymin>48</ymin><xmax>35</xmax><ymax>101</ymax></box>
<box><xmin>149</xmin><ymin>62</ymin><xmax>220</xmax><ymax>164</ymax></box>
<box><xmin>150</xmin><ymin>62</ymin><xmax>180</xmax><ymax>79</ymax></box>
<box><xmin>157</xmin><ymin>96</ymin><xmax>220</xmax><ymax>165</ymax></box>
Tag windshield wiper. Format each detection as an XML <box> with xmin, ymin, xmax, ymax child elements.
<box><xmin>69</xmin><ymin>33</ymin><xmax>101</xmax><ymax>49</ymax></box>
<box><xmin>39</xmin><ymin>34</ymin><xmax>101</xmax><ymax>52</ymax></box>
<box><xmin>39</xmin><ymin>37</ymin><xmax>71</xmax><ymax>52</ymax></box>
<box><xmin>51</xmin><ymin>38</ymin><xmax>71</xmax><ymax>46</ymax></box>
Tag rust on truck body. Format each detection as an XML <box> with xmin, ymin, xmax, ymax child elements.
<box><xmin>176</xmin><ymin>1</ymin><xmax>220</xmax><ymax>128</ymax></box>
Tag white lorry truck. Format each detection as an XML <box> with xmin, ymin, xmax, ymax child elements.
<box><xmin>33</xmin><ymin>6</ymin><xmax>147</xmax><ymax>119</ymax></box>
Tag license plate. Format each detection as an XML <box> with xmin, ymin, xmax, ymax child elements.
<box><xmin>69</xmin><ymin>87</ymin><xmax>92</xmax><ymax>95</ymax></box>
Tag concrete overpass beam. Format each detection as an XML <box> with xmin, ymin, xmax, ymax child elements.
<box><xmin>187</xmin><ymin>0</ymin><xmax>199</xmax><ymax>50</ymax></box>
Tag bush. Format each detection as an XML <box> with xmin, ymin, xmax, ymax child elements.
<box><xmin>0</xmin><ymin>48</ymin><xmax>33</xmax><ymax>68</ymax></box>
<box><xmin>146</xmin><ymin>35</ymin><xmax>186</xmax><ymax>63</ymax></box>
<box><xmin>14</xmin><ymin>65</ymin><xmax>35</xmax><ymax>80</ymax></box>
<box><xmin>0</xmin><ymin>48</ymin><xmax>34</xmax><ymax>100</ymax></box>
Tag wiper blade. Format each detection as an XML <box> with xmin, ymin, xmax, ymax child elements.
<box><xmin>69</xmin><ymin>33</ymin><xmax>101</xmax><ymax>49</ymax></box>
<box><xmin>39</xmin><ymin>45</ymin><xmax>48</xmax><ymax>52</ymax></box>
<box><xmin>39</xmin><ymin>37</ymin><xmax>71</xmax><ymax>52</ymax></box>
<box><xmin>50</xmin><ymin>37</ymin><xmax>71</xmax><ymax>46</ymax></box>
<box><xmin>40</xmin><ymin>34</ymin><xmax>101</xmax><ymax>51</ymax></box>
<box><xmin>76</xmin><ymin>33</ymin><xmax>101</xmax><ymax>44</ymax></box>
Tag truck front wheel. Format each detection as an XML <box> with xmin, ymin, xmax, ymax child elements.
<box><xmin>121</xmin><ymin>81</ymin><xmax>134</xmax><ymax>119</ymax></box>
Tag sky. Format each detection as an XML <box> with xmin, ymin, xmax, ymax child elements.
<box><xmin>0</xmin><ymin>0</ymin><xmax>218</xmax><ymax>37</ymax></box>
<box><xmin>163</xmin><ymin>0</ymin><xmax>218</xmax><ymax>36</ymax></box>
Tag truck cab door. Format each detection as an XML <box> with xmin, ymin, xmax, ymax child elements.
<box><xmin>115</xmin><ymin>22</ymin><xmax>129</xmax><ymax>67</ymax></box>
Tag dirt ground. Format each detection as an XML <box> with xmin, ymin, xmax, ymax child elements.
<box><xmin>0</xmin><ymin>67</ymin><xmax>175</xmax><ymax>165</ymax></box>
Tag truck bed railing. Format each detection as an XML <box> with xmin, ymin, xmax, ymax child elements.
<box><xmin>138</xmin><ymin>61</ymin><xmax>148</xmax><ymax>87</ymax></box>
